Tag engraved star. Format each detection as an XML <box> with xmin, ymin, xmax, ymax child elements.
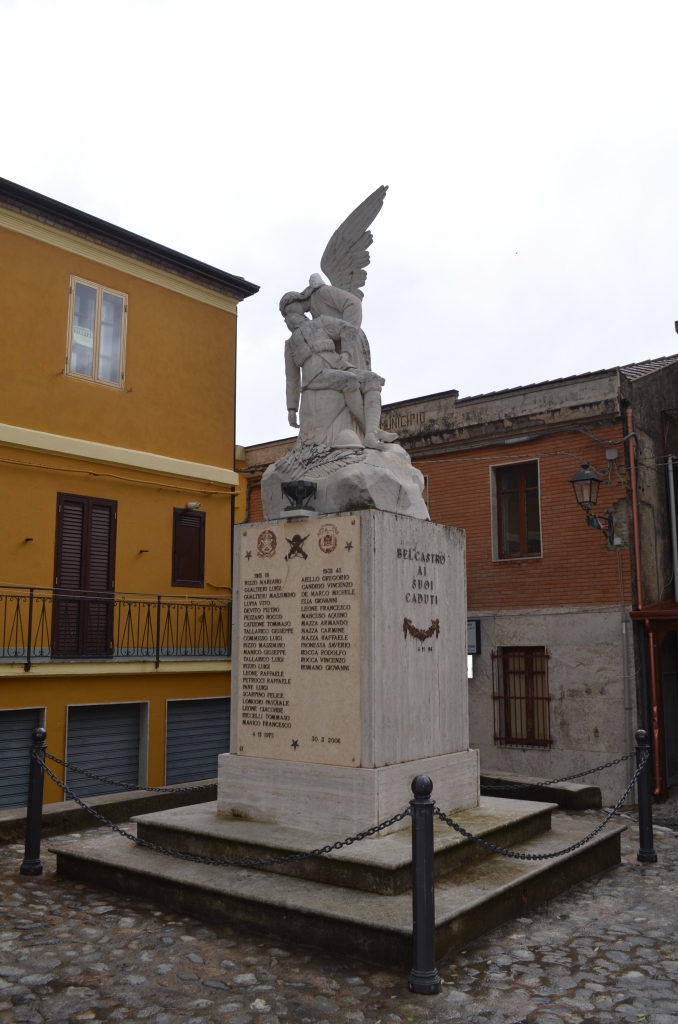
<box><xmin>245</xmin><ymin>551</ymin><xmax>252</xmax><ymax>560</ymax></box>
<box><xmin>291</xmin><ymin>739</ymin><xmax>299</xmax><ymax>749</ymax></box>
<box><xmin>344</xmin><ymin>541</ymin><xmax>353</xmax><ymax>551</ymax></box>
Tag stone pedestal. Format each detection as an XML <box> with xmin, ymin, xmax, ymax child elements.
<box><xmin>219</xmin><ymin>510</ymin><xmax>478</xmax><ymax>833</ymax></box>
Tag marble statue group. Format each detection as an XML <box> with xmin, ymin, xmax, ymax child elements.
<box><xmin>279</xmin><ymin>186</ymin><xmax>397</xmax><ymax>452</ymax></box>
<box><xmin>262</xmin><ymin>187</ymin><xmax>430</xmax><ymax>520</ymax></box>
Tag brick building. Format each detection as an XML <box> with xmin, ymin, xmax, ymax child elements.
<box><xmin>240</xmin><ymin>355</ymin><xmax>678</xmax><ymax>804</ymax></box>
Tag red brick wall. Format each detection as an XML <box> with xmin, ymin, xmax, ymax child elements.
<box><xmin>413</xmin><ymin>428</ymin><xmax>633</xmax><ymax>610</ymax></box>
<box><xmin>247</xmin><ymin>483</ymin><xmax>263</xmax><ymax>523</ymax></box>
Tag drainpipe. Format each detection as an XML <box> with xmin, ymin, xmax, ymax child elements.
<box><xmin>668</xmin><ymin>455</ymin><xmax>678</xmax><ymax>603</ymax></box>
<box><xmin>626</xmin><ymin>407</ymin><xmax>667</xmax><ymax>799</ymax></box>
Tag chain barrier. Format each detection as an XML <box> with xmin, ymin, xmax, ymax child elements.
<box><xmin>38</xmin><ymin>749</ymin><xmax>647</xmax><ymax>868</ymax></box>
<box><xmin>436</xmin><ymin>750</ymin><xmax>648</xmax><ymax>861</ymax></box>
<box><xmin>479</xmin><ymin>750</ymin><xmax>637</xmax><ymax>792</ymax></box>
<box><xmin>43</xmin><ymin>752</ymin><xmax>216</xmax><ymax>794</ymax></box>
<box><xmin>38</xmin><ymin>755</ymin><xmax>411</xmax><ymax>868</ymax></box>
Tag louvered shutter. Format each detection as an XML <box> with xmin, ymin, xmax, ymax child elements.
<box><xmin>0</xmin><ymin>708</ymin><xmax>42</xmax><ymax>809</ymax></box>
<box><xmin>165</xmin><ymin>697</ymin><xmax>229</xmax><ymax>784</ymax></box>
<box><xmin>66</xmin><ymin>703</ymin><xmax>140</xmax><ymax>798</ymax></box>
<box><xmin>53</xmin><ymin>494</ymin><xmax>117</xmax><ymax>657</ymax></box>
<box><xmin>56</xmin><ymin>498</ymin><xmax>85</xmax><ymax>589</ymax></box>
<box><xmin>172</xmin><ymin>508</ymin><xmax>205</xmax><ymax>587</ymax></box>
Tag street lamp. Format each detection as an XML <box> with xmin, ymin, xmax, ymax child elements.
<box><xmin>571</xmin><ymin>463</ymin><xmax>613</xmax><ymax>539</ymax></box>
<box><xmin>571</xmin><ymin>463</ymin><xmax>601</xmax><ymax>510</ymax></box>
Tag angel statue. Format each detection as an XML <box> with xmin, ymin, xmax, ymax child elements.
<box><xmin>280</xmin><ymin>186</ymin><xmax>398</xmax><ymax>451</ymax></box>
<box><xmin>263</xmin><ymin>187</ymin><xmax>429</xmax><ymax>522</ymax></box>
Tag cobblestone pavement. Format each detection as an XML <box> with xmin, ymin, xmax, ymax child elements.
<box><xmin>0</xmin><ymin>811</ymin><xmax>676</xmax><ymax>1024</ymax></box>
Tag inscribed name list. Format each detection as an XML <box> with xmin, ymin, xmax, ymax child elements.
<box><xmin>237</xmin><ymin>516</ymin><xmax>361</xmax><ymax>767</ymax></box>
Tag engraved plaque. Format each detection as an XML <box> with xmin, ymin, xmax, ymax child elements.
<box><xmin>235</xmin><ymin>515</ymin><xmax>361</xmax><ymax>766</ymax></box>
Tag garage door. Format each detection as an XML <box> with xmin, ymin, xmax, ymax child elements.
<box><xmin>166</xmin><ymin>697</ymin><xmax>230</xmax><ymax>785</ymax></box>
<box><xmin>0</xmin><ymin>708</ymin><xmax>42</xmax><ymax>809</ymax></box>
<box><xmin>66</xmin><ymin>703</ymin><xmax>141</xmax><ymax>798</ymax></box>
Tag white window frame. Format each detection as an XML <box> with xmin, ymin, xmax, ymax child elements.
<box><xmin>65</xmin><ymin>275</ymin><xmax>128</xmax><ymax>390</ymax></box>
<box><xmin>490</xmin><ymin>458</ymin><xmax>544</xmax><ymax>562</ymax></box>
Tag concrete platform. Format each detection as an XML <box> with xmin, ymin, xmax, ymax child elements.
<box><xmin>0</xmin><ymin>778</ymin><xmax>217</xmax><ymax>844</ymax></box>
<box><xmin>481</xmin><ymin>772</ymin><xmax>602</xmax><ymax>810</ymax></box>
<box><xmin>51</xmin><ymin>808</ymin><xmax>624</xmax><ymax>967</ymax></box>
<box><xmin>132</xmin><ymin>796</ymin><xmax>554</xmax><ymax>895</ymax></box>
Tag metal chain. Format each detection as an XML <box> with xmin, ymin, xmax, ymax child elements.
<box><xmin>38</xmin><ymin>755</ymin><xmax>411</xmax><ymax>868</ymax></box>
<box><xmin>480</xmin><ymin>751</ymin><xmax>636</xmax><ymax>791</ymax></box>
<box><xmin>435</xmin><ymin>751</ymin><xmax>648</xmax><ymax>861</ymax></box>
<box><xmin>43</xmin><ymin>752</ymin><xmax>216</xmax><ymax>793</ymax></box>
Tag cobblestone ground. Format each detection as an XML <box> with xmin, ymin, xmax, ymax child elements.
<box><xmin>0</xmin><ymin>811</ymin><xmax>676</xmax><ymax>1024</ymax></box>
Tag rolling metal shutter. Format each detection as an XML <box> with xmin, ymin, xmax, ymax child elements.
<box><xmin>166</xmin><ymin>697</ymin><xmax>229</xmax><ymax>785</ymax></box>
<box><xmin>0</xmin><ymin>708</ymin><xmax>42</xmax><ymax>809</ymax></box>
<box><xmin>66</xmin><ymin>703</ymin><xmax>140</xmax><ymax>798</ymax></box>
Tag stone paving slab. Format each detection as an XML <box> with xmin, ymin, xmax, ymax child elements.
<box><xmin>0</xmin><ymin>809</ymin><xmax>676</xmax><ymax>1024</ymax></box>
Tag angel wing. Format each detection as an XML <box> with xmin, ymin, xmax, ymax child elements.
<box><xmin>320</xmin><ymin>185</ymin><xmax>388</xmax><ymax>299</ymax></box>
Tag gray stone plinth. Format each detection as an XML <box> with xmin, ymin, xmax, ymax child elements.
<box><xmin>218</xmin><ymin>749</ymin><xmax>479</xmax><ymax>836</ymax></box>
<box><xmin>133</xmin><ymin>796</ymin><xmax>553</xmax><ymax>894</ymax></box>
<box><xmin>51</xmin><ymin>811</ymin><xmax>625</xmax><ymax>968</ymax></box>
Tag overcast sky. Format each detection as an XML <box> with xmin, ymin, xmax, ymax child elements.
<box><xmin>2</xmin><ymin>0</ymin><xmax>678</xmax><ymax>447</ymax></box>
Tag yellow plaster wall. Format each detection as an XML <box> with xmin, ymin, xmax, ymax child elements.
<box><xmin>0</xmin><ymin>669</ymin><xmax>231</xmax><ymax>802</ymax></box>
<box><xmin>0</xmin><ymin>454</ymin><xmax>232</xmax><ymax>595</ymax></box>
<box><xmin>0</xmin><ymin>224</ymin><xmax>237</xmax><ymax>468</ymax></box>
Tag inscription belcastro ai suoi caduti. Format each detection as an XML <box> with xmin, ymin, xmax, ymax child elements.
<box><xmin>397</xmin><ymin>545</ymin><xmax>445</xmax><ymax>653</ymax></box>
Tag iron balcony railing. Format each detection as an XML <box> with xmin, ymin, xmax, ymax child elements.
<box><xmin>0</xmin><ymin>584</ymin><xmax>231</xmax><ymax>671</ymax></box>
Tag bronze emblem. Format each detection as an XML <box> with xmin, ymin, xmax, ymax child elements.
<box><xmin>257</xmin><ymin>529</ymin><xmax>277</xmax><ymax>558</ymax></box>
<box><xmin>285</xmin><ymin>534</ymin><xmax>309</xmax><ymax>560</ymax></box>
<box><xmin>317</xmin><ymin>524</ymin><xmax>339</xmax><ymax>554</ymax></box>
<box><xmin>403</xmin><ymin>618</ymin><xmax>440</xmax><ymax>642</ymax></box>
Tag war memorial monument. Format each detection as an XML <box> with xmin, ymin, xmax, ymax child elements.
<box><xmin>53</xmin><ymin>190</ymin><xmax>625</xmax><ymax>967</ymax></box>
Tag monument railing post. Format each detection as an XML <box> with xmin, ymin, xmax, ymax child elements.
<box><xmin>20</xmin><ymin>727</ymin><xmax>47</xmax><ymax>876</ymax></box>
<box><xmin>408</xmin><ymin>774</ymin><xmax>441</xmax><ymax>995</ymax></box>
<box><xmin>635</xmin><ymin>728</ymin><xmax>657</xmax><ymax>863</ymax></box>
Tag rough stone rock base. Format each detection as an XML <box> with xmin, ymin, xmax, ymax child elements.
<box><xmin>217</xmin><ymin>748</ymin><xmax>480</xmax><ymax>835</ymax></box>
<box><xmin>261</xmin><ymin>444</ymin><xmax>429</xmax><ymax>520</ymax></box>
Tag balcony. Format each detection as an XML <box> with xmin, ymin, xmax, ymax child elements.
<box><xmin>0</xmin><ymin>585</ymin><xmax>231</xmax><ymax>669</ymax></box>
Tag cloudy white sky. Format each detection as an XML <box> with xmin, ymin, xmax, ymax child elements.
<box><xmin>2</xmin><ymin>0</ymin><xmax>678</xmax><ymax>446</ymax></box>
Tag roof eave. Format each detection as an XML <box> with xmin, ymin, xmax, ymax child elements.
<box><xmin>0</xmin><ymin>177</ymin><xmax>260</xmax><ymax>301</ymax></box>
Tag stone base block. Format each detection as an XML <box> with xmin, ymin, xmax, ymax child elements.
<box><xmin>217</xmin><ymin>748</ymin><xmax>479</xmax><ymax>835</ymax></box>
<box><xmin>51</xmin><ymin>812</ymin><xmax>624</xmax><ymax>968</ymax></box>
<box><xmin>133</xmin><ymin>796</ymin><xmax>554</xmax><ymax>895</ymax></box>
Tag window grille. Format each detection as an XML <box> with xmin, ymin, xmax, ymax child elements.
<box><xmin>492</xmin><ymin>646</ymin><xmax>551</xmax><ymax>747</ymax></box>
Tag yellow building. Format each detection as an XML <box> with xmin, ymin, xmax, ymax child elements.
<box><xmin>0</xmin><ymin>177</ymin><xmax>258</xmax><ymax>807</ymax></box>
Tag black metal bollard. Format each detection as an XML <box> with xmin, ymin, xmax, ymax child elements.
<box><xmin>635</xmin><ymin>729</ymin><xmax>657</xmax><ymax>863</ymax></box>
<box><xmin>408</xmin><ymin>775</ymin><xmax>441</xmax><ymax>995</ymax></box>
<box><xmin>20</xmin><ymin>727</ymin><xmax>47</xmax><ymax>876</ymax></box>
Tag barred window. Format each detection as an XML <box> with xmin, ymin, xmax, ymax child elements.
<box><xmin>492</xmin><ymin>646</ymin><xmax>551</xmax><ymax>747</ymax></box>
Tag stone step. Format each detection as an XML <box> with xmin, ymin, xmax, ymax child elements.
<box><xmin>132</xmin><ymin>796</ymin><xmax>554</xmax><ymax>895</ymax></box>
<box><xmin>50</xmin><ymin>813</ymin><xmax>624</xmax><ymax>968</ymax></box>
<box><xmin>480</xmin><ymin>772</ymin><xmax>602</xmax><ymax>810</ymax></box>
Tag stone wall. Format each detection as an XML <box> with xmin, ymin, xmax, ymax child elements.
<box><xmin>468</xmin><ymin>606</ymin><xmax>635</xmax><ymax>805</ymax></box>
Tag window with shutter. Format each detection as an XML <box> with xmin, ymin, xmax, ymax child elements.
<box><xmin>53</xmin><ymin>493</ymin><xmax>117</xmax><ymax>658</ymax></box>
<box><xmin>172</xmin><ymin>508</ymin><xmax>205</xmax><ymax>587</ymax></box>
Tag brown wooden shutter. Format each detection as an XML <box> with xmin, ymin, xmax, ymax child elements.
<box><xmin>172</xmin><ymin>508</ymin><xmax>205</xmax><ymax>587</ymax></box>
<box><xmin>53</xmin><ymin>493</ymin><xmax>117</xmax><ymax>658</ymax></box>
<box><xmin>55</xmin><ymin>498</ymin><xmax>86</xmax><ymax>589</ymax></box>
<box><xmin>85</xmin><ymin>502</ymin><xmax>116</xmax><ymax>591</ymax></box>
